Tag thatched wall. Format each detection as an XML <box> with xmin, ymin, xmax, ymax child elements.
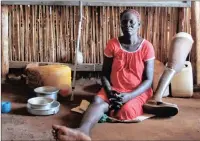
<box><xmin>8</xmin><ymin>6</ymin><xmax>191</xmax><ymax>64</ymax></box>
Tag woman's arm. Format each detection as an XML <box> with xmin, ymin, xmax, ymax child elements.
<box><xmin>119</xmin><ymin>59</ymin><xmax>154</xmax><ymax>103</ymax></box>
<box><xmin>101</xmin><ymin>55</ymin><xmax>113</xmax><ymax>97</ymax></box>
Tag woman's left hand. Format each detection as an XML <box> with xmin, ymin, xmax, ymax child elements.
<box><xmin>118</xmin><ymin>93</ymin><xmax>132</xmax><ymax>104</ymax></box>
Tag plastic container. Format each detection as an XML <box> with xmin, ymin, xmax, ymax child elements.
<box><xmin>26</xmin><ymin>65</ymin><xmax>72</xmax><ymax>96</ymax></box>
<box><xmin>1</xmin><ymin>101</ymin><xmax>12</xmax><ymax>113</ymax></box>
<box><xmin>171</xmin><ymin>61</ymin><xmax>193</xmax><ymax>97</ymax></box>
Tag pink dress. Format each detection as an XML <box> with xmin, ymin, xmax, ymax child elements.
<box><xmin>97</xmin><ymin>38</ymin><xmax>155</xmax><ymax>120</ymax></box>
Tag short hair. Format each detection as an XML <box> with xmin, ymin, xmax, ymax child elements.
<box><xmin>120</xmin><ymin>9</ymin><xmax>140</xmax><ymax>21</ymax></box>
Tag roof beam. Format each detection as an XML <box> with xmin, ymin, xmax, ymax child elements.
<box><xmin>2</xmin><ymin>0</ymin><xmax>191</xmax><ymax>7</ymax></box>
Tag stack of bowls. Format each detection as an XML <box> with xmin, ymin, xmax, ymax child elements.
<box><xmin>27</xmin><ymin>86</ymin><xmax>60</xmax><ymax>116</ymax></box>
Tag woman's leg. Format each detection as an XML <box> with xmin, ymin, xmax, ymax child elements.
<box><xmin>52</xmin><ymin>96</ymin><xmax>109</xmax><ymax>141</ymax></box>
<box><xmin>78</xmin><ymin>96</ymin><xmax>109</xmax><ymax>135</ymax></box>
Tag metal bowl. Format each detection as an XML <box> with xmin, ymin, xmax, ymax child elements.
<box><xmin>27</xmin><ymin>101</ymin><xmax>60</xmax><ymax>116</ymax></box>
<box><xmin>34</xmin><ymin>86</ymin><xmax>60</xmax><ymax>100</ymax></box>
<box><xmin>27</xmin><ymin>97</ymin><xmax>54</xmax><ymax>110</ymax></box>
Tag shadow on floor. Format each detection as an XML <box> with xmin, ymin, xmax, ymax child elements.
<box><xmin>11</xmin><ymin>107</ymin><xmax>33</xmax><ymax>116</ymax></box>
<box><xmin>83</xmin><ymin>84</ymin><xmax>102</xmax><ymax>93</ymax></box>
<box><xmin>61</xmin><ymin>113</ymin><xmax>83</xmax><ymax>128</ymax></box>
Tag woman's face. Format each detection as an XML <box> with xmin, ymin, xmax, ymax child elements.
<box><xmin>121</xmin><ymin>12</ymin><xmax>140</xmax><ymax>37</ymax></box>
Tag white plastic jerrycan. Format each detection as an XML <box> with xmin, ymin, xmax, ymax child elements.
<box><xmin>171</xmin><ymin>61</ymin><xmax>193</xmax><ymax>97</ymax></box>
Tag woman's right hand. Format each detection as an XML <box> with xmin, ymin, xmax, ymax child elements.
<box><xmin>108</xmin><ymin>90</ymin><xmax>123</xmax><ymax>110</ymax></box>
<box><xmin>108</xmin><ymin>90</ymin><xmax>120</xmax><ymax>100</ymax></box>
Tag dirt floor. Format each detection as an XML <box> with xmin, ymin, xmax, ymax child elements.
<box><xmin>1</xmin><ymin>78</ymin><xmax>200</xmax><ymax>140</ymax></box>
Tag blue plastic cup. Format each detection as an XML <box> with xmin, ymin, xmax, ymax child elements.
<box><xmin>1</xmin><ymin>101</ymin><xmax>12</xmax><ymax>113</ymax></box>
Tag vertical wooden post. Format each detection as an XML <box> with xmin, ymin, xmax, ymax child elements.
<box><xmin>1</xmin><ymin>6</ymin><xmax>9</xmax><ymax>82</ymax></box>
<box><xmin>191</xmin><ymin>1</ymin><xmax>200</xmax><ymax>85</ymax></box>
<box><xmin>178</xmin><ymin>7</ymin><xmax>184</xmax><ymax>32</ymax></box>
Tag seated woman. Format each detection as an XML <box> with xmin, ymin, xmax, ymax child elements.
<box><xmin>52</xmin><ymin>9</ymin><xmax>155</xmax><ymax>141</ymax></box>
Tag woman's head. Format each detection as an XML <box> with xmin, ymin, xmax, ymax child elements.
<box><xmin>120</xmin><ymin>9</ymin><xmax>141</xmax><ymax>37</ymax></box>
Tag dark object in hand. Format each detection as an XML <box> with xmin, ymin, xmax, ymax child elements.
<box><xmin>109</xmin><ymin>90</ymin><xmax>122</xmax><ymax>112</ymax></box>
<box><xmin>101</xmin><ymin>77</ymin><xmax>122</xmax><ymax>112</ymax></box>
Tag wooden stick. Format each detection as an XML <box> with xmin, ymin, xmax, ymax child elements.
<box><xmin>191</xmin><ymin>1</ymin><xmax>200</xmax><ymax>85</ymax></box>
<box><xmin>60</xmin><ymin>6</ymin><xmax>65</xmax><ymax>63</ymax></box>
<box><xmin>70</xmin><ymin>6</ymin><xmax>73</xmax><ymax>63</ymax></box>
<box><xmin>174</xmin><ymin>8</ymin><xmax>178</xmax><ymax>33</ymax></box>
<box><xmin>187</xmin><ymin>8</ymin><xmax>190</xmax><ymax>33</ymax></box>
<box><xmin>89</xmin><ymin>7</ymin><xmax>91</xmax><ymax>63</ymax></box>
<box><xmin>17</xmin><ymin>6</ymin><xmax>21</xmax><ymax>61</ymax></box>
<box><xmin>72</xmin><ymin>6</ymin><xmax>76</xmax><ymax>63</ymax></box>
<box><xmin>43</xmin><ymin>6</ymin><xmax>47</xmax><ymax>61</ymax></box>
<box><xmin>75</xmin><ymin>6</ymin><xmax>78</xmax><ymax>59</ymax></box>
<box><xmin>172</xmin><ymin>8</ymin><xmax>175</xmax><ymax>37</ymax></box>
<box><xmin>38</xmin><ymin>5</ymin><xmax>43</xmax><ymax>62</ymax></box>
<box><xmin>95</xmin><ymin>7</ymin><xmax>99</xmax><ymax>63</ymax></box>
<box><xmin>24</xmin><ymin>6</ymin><xmax>28</xmax><ymax>61</ymax></box>
<box><xmin>160</xmin><ymin>7</ymin><xmax>163</xmax><ymax>61</ymax></box>
<box><xmin>34</xmin><ymin>5</ymin><xmax>37</xmax><ymax>61</ymax></box>
<box><xmin>178</xmin><ymin>7</ymin><xmax>184</xmax><ymax>32</ymax></box>
<box><xmin>1</xmin><ymin>6</ymin><xmax>9</xmax><ymax>81</ymax></box>
<box><xmin>56</xmin><ymin>6</ymin><xmax>59</xmax><ymax>61</ymax></box>
<box><xmin>99</xmin><ymin>7</ymin><xmax>102</xmax><ymax>63</ymax></box>
<box><xmin>8</xmin><ymin>6</ymin><xmax>12</xmax><ymax>61</ymax></box>
<box><xmin>82</xmin><ymin>6</ymin><xmax>85</xmax><ymax>63</ymax></box>
<box><xmin>107</xmin><ymin>7</ymin><xmax>110</xmax><ymax>40</ymax></box>
<box><xmin>54</xmin><ymin>6</ymin><xmax>56</xmax><ymax>62</ymax></box>
<box><xmin>65</xmin><ymin>6</ymin><xmax>69</xmax><ymax>62</ymax></box>
<box><xmin>110</xmin><ymin>6</ymin><xmax>114</xmax><ymax>38</ymax></box>
<box><xmin>35</xmin><ymin>5</ymin><xmax>38</xmax><ymax>62</ymax></box>
<box><xmin>51</xmin><ymin>6</ymin><xmax>55</xmax><ymax>62</ymax></box>
<box><xmin>152</xmin><ymin>7</ymin><xmax>157</xmax><ymax>58</ymax></box>
<box><xmin>49</xmin><ymin>6</ymin><xmax>52</xmax><ymax>62</ymax></box>
<box><xmin>71</xmin><ymin>1</ymin><xmax>83</xmax><ymax>101</ymax></box>
<box><xmin>12</xmin><ymin>5</ymin><xmax>15</xmax><ymax>60</ymax></box>
<box><xmin>164</xmin><ymin>7</ymin><xmax>168</xmax><ymax>62</ymax></box>
<box><xmin>85</xmin><ymin>6</ymin><xmax>88</xmax><ymax>63</ymax></box>
<box><xmin>20</xmin><ymin>5</ymin><xmax>24</xmax><ymax>61</ymax></box>
<box><xmin>103</xmin><ymin>7</ymin><xmax>106</xmax><ymax>50</ymax></box>
<box><xmin>30</xmin><ymin>5</ymin><xmax>33</xmax><ymax>61</ymax></box>
<box><xmin>157</xmin><ymin>7</ymin><xmax>161</xmax><ymax>61</ymax></box>
<box><xmin>32</xmin><ymin>5</ymin><xmax>36</xmax><ymax>61</ymax></box>
<box><xmin>147</xmin><ymin>7</ymin><xmax>150</xmax><ymax>41</ymax></box>
<box><xmin>42</xmin><ymin>6</ymin><xmax>45</xmax><ymax>62</ymax></box>
<box><xmin>29</xmin><ymin>5</ymin><xmax>32</xmax><ymax>61</ymax></box>
<box><xmin>141</xmin><ymin>7</ymin><xmax>145</xmax><ymax>37</ymax></box>
<box><xmin>115</xmin><ymin>7</ymin><xmax>119</xmax><ymax>38</ymax></box>
<box><xmin>92</xmin><ymin>7</ymin><xmax>95</xmax><ymax>63</ymax></box>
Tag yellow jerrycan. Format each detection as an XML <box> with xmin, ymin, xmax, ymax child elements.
<box><xmin>26</xmin><ymin>64</ymin><xmax>72</xmax><ymax>97</ymax></box>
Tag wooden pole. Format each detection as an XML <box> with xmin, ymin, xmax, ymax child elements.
<box><xmin>178</xmin><ymin>7</ymin><xmax>184</xmax><ymax>32</ymax></box>
<box><xmin>1</xmin><ymin>6</ymin><xmax>9</xmax><ymax>82</ymax></box>
<box><xmin>71</xmin><ymin>1</ymin><xmax>83</xmax><ymax>101</ymax></box>
<box><xmin>191</xmin><ymin>1</ymin><xmax>200</xmax><ymax>85</ymax></box>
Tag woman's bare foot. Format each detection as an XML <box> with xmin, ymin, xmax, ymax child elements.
<box><xmin>52</xmin><ymin>125</ymin><xmax>91</xmax><ymax>141</ymax></box>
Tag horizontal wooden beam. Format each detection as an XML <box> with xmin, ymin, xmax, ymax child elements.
<box><xmin>2</xmin><ymin>0</ymin><xmax>191</xmax><ymax>7</ymax></box>
<box><xmin>9</xmin><ymin>61</ymin><xmax>103</xmax><ymax>71</ymax></box>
